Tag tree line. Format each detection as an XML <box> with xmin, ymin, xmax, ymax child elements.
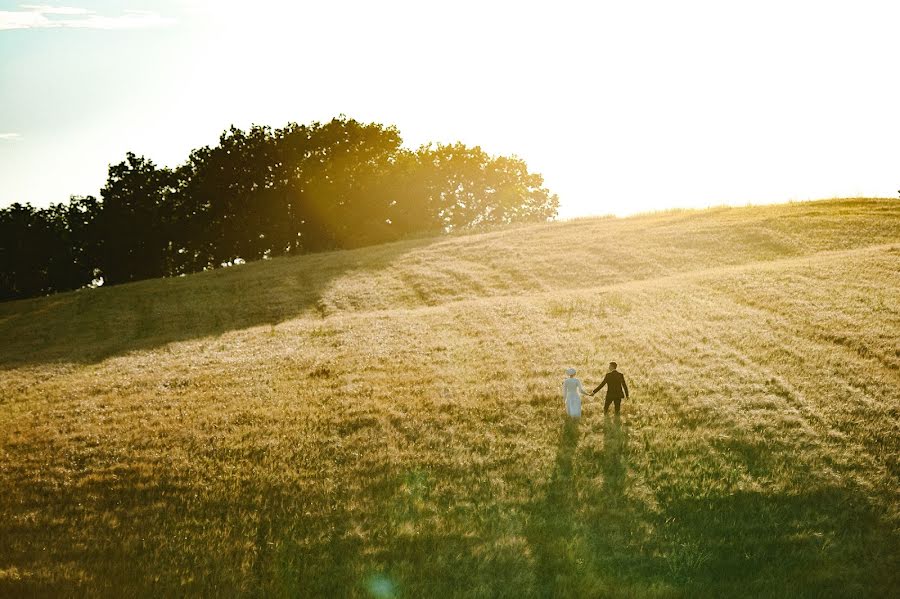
<box><xmin>0</xmin><ymin>117</ymin><xmax>558</xmax><ymax>301</ymax></box>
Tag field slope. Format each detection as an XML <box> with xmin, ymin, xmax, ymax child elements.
<box><xmin>1</xmin><ymin>198</ymin><xmax>898</xmax><ymax>597</ymax></box>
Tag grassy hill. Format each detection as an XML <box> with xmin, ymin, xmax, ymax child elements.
<box><xmin>1</xmin><ymin>198</ymin><xmax>898</xmax><ymax>597</ymax></box>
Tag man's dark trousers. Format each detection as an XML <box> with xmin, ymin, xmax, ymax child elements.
<box><xmin>604</xmin><ymin>396</ymin><xmax>622</xmax><ymax>415</ymax></box>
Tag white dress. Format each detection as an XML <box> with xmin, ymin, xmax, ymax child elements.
<box><xmin>562</xmin><ymin>377</ymin><xmax>587</xmax><ymax>417</ymax></box>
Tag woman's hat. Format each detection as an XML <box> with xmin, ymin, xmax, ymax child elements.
<box><xmin>565</xmin><ymin>368</ymin><xmax>576</xmax><ymax>376</ymax></box>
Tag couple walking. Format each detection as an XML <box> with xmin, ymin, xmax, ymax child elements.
<box><xmin>563</xmin><ymin>362</ymin><xmax>629</xmax><ymax>418</ymax></box>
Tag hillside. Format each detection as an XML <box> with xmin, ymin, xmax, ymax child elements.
<box><xmin>1</xmin><ymin>198</ymin><xmax>898</xmax><ymax>597</ymax></box>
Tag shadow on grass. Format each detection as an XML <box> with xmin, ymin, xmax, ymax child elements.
<box><xmin>0</xmin><ymin>236</ymin><xmax>439</xmax><ymax>369</ymax></box>
<box><xmin>2</xmin><ymin>414</ymin><xmax>897</xmax><ymax>597</ymax></box>
<box><xmin>526</xmin><ymin>417</ymin><xmax>581</xmax><ymax>595</ymax></box>
<box><xmin>0</xmin><ymin>461</ymin><xmax>372</xmax><ymax>597</ymax></box>
<box><xmin>656</xmin><ymin>485</ymin><xmax>900</xmax><ymax>598</ymax></box>
<box><xmin>522</xmin><ymin>416</ymin><xmax>668</xmax><ymax>597</ymax></box>
<box><xmin>520</xmin><ymin>415</ymin><xmax>900</xmax><ymax>598</ymax></box>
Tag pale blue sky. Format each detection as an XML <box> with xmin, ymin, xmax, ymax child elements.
<box><xmin>2</xmin><ymin>1</ymin><xmax>898</xmax><ymax>217</ymax></box>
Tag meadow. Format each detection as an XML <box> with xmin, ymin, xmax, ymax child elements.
<box><xmin>1</xmin><ymin>198</ymin><xmax>898</xmax><ymax>597</ymax></box>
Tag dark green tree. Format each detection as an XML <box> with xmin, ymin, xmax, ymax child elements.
<box><xmin>0</xmin><ymin>203</ymin><xmax>48</xmax><ymax>300</ymax></box>
<box><xmin>95</xmin><ymin>153</ymin><xmax>176</xmax><ymax>285</ymax></box>
<box><xmin>0</xmin><ymin>197</ymin><xmax>99</xmax><ymax>300</ymax></box>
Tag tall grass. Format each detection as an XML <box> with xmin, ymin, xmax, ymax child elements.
<box><xmin>1</xmin><ymin>198</ymin><xmax>898</xmax><ymax>597</ymax></box>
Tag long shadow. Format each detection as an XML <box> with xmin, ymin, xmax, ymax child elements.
<box><xmin>0</xmin><ymin>235</ymin><xmax>439</xmax><ymax>369</ymax></box>
<box><xmin>524</xmin><ymin>418</ymin><xmax>582</xmax><ymax>596</ymax></box>
<box><xmin>600</xmin><ymin>415</ymin><xmax>627</xmax><ymax>502</ymax></box>
<box><xmin>579</xmin><ymin>416</ymin><xmax>665</xmax><ymax>587</ymax></box>
<box><xmin>524</xmin><ymin>417</ymin><xmax>665</xmax><ymax>597</ymax></box>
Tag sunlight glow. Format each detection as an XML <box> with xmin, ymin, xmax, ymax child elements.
<box><xmin>1</xmin><ymin>0</ymin><xmax>898</xmax><ymax>216</ymax></box>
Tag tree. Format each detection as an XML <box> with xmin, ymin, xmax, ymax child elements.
<box><xmin>410</xmin><ymin>143</ymin><xmax>559</xmax><ymax>232</ymax></box>
<box><xmin>0</xmin><ymin>203</ymin><xmax>48</xmax><ymax>300</ymax></box>
<box><xmin>1</xmin><ymin>117</ymin><xmax>560</xmax><ymax>301</ymax></box>
<box><xmin>95</xmin><ymin>153</ymin><xmax>176</xmax><ymax>285</ymax></box>
<box><xmin>0</xmin><ymin>197</ymin><xmax>99</xmax><ymax>300</ymax></box>
<box><xmin>44</xmin><ymin>196</ymin><xmax>100</xmax><ymax>291</ymax></box>
<box><xmin>277</xmin><ymin>117</ymin><xmax>405</xmax><ymax>251</ymax></box>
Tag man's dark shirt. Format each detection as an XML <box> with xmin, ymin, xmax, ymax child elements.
<box><xmin>592</xmin><ymin>371</ymin><xmax>629</xmax><ymax>399</ymax></box>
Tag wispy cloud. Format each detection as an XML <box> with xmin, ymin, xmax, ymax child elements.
<box><xmin>0</xmin><ymin>133</ymin><xmax>23</xmax><ymax>140</ymax></box>
<box><xmin>20</xmin><ymin>5</ymin><xmax>90</xmax><ymax>15</ymax></box>
<box><xmin>0</xmin><ymin>4</ymin><xmax>175</xmax><ymax>30</ymax></box>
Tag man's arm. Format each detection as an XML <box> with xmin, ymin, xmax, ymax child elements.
<box><xmin>622</xmin><ymin>375</ymin><xmax>629</xmax><ymax>399</ymax></box>
<box><xmin>591</xmin><ymin>374</ymin><xmax>608</xmax><ymax>395</ymax></box>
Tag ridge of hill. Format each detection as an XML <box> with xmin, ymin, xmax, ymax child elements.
<box><xmin>1</xmin><ymin>197</ymin><xmax>898</xmax><ymax>367</ymax></box>
<box><xmin>1</xmin><ymin>198</ymin><xmax>898</xmax><ymax>597</ymax></box>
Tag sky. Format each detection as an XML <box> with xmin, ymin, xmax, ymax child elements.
<box><xmin>1</xmin><ymin>0</ymin><xmax>898</xmax><ymax>218</ymax></box>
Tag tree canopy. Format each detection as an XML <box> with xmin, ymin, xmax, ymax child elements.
<box><xmin>1</xmin><ymin>117</ymin><xmax>559</xmax><ymax>301</ymax></box>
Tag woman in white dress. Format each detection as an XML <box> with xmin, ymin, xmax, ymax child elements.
<box><xmin>562</xmin><ymin>368</ymin><xmax>589</xmax><ymax>418</ymax></box>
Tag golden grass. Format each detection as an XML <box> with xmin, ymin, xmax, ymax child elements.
<box><xmin>1</xmin><ymin>198</ymin><xmax>898</xmax><ymax>597</ymax></box>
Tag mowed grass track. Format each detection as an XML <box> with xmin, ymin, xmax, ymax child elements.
<box><xmin>1</xmin><ymin>198</ymin><xmax>898</xmax><ymax>597</ymax></box>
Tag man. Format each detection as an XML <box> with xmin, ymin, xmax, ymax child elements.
<box><xmin>590</xmin><ymin>362</ymin><xmax>629</xmax><ymax>416</ymax></box>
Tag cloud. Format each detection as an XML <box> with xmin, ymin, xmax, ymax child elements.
<box><xmin>0</xmin><ymin>5</ymin><xmax>175</xmax><ymax>30</ymax></box>
<box><xmin>19</xmin><ymin>5</ymin><xmax>90</xmax><ymax>15</ymax></box>
<box><xmin>0</xmin><ymin>133</ymin><xmax>23</xmax><ymax>140</ymax></box>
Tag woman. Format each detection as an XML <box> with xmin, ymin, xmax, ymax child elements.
<box><xmin>562</xmin><ymin>367</ymin><xmax>589</xmax><ymax>418</ymax></box>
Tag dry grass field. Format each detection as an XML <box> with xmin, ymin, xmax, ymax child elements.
<box><xmin>1</xmin><ymin>198</ymin><xmax>898</xmax><ymax>597</ymax></box>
